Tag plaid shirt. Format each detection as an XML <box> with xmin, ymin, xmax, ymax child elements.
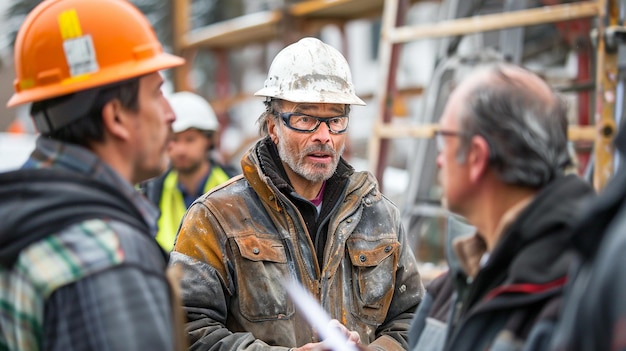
<box><xmin>0</xmin><ymin>138</ymin><xmax>175</xmax><ymax>351</ymax></box>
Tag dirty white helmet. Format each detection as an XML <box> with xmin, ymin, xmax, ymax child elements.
<box><xmin>254</xmin><ymin>37</ymin><xmax>366</xmax><ymax>106</ymax></box>
<box><xmin>169</xmin><ymin>91</ymin><xmax>219</xmax><ymax>133</ymax></box>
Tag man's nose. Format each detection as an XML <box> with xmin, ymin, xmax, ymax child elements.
<box><xmin>312</xmin><ymin>121</ymin><xmax>332</xmax><ymax>143</ymax></box>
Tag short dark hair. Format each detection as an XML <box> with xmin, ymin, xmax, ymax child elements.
<box><xmin>31</xmin><ymin>77</ymin><xmax>140</xmax><ymax>147</ymax></box>
<box><xmin>456</xmin><ymin>64</ymin><xmax>571</xmax><ymax>188</ymax></box>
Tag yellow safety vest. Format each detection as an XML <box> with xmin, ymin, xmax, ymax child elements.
<box><xmin>156</xmin><ymin>167</ymin><xmax>230</xmax><ymax>251</ymax></box>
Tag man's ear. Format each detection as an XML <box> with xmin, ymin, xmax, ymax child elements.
<box><xmin>467</xmin><ymin>135</ymin><xmax>490</xmax><ymax>182</ymax></box>
<box><xmin>101</xmin><ymin>99</ymin><xmax>131</xmax><ymax>141</ymax></box>
<box><xmin>267</xmin><ymin>118</ymin><xmax>279</xmax><ymax>144</ymax></box>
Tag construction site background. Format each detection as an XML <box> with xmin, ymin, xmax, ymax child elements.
<box><xmin>0</xmin><ymin>0</ymin><xmax>610</xmax><ymax>281</ymax></box>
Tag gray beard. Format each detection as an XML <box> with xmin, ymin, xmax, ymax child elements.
<box><xmin>276</xmin><ymin>141</ymin><xmax>343</xmax><ymax>183</ymax></box>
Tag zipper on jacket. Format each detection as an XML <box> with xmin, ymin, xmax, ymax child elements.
<box><xmin>274</xmin><ymin>187</ymin><xmax>321</xmax><ymax>281</ymax></box>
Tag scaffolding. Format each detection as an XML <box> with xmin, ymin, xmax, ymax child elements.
<box><xmin>369</xmin><ymin>0</ymin><xmax>617</xmax><ymax>192</ymax></box>
<box><xmin>170</xmin><ymin>0</ymin><xmax>622</xmax><ymax>191</ymax></box>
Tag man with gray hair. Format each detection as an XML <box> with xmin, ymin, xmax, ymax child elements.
<box><xmin>170</xmin><ymin>37</ymin><xmax>423</xmax><ymax>351</ymax></box>
<box><xmin>408</xmin><ymin>63</ymin><xmax>594</xmax><ymax>351</ymax></box>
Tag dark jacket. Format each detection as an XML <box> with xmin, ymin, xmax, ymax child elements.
<box><xmin>170</xmin><ymin>137</ymin><xmax>424</xmax><ymax>350</ymax></box>
<box><xmin>0</xmin><ymin>169</ymin><xmax>151</xmax><ymax>267</ymax></box>
<box><xmin>409</xmin><ymin>174</ymin><xmax>594</xmax><ymax>351</ymax></box>
<box><xmin>0</xmin><ymin>137</ymin><xmax>181</xmax><ymax>351</ymax></box>
<box><xmin>408</xmin><ymin>216</ymin><xmax>475</xmax><ymax>351</ymax></box>
<box><xmin>550</xmin><ymin>128</ymin><xmax>626</xmax><ymax>351</ymax></box>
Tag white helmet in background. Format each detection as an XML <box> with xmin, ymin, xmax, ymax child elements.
<box><xmin>169</xmin><ymin>91</ymin><xmax>219</xmax><ymax>133</ymax></box>
<box><xmin>254</xmin><ymin>37</ymin><xmax>366</xmax><ymax>106</ymax></box>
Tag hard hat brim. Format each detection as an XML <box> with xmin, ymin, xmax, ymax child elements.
<box><xmin>7</xmin><ymin>53</ymin><xmax>184</xmax><ymax>108</ymax></box>
<box><xmin>253</xmin><ymin>88</ymin><xmax>366</xmax><ymax>106</ymax></box>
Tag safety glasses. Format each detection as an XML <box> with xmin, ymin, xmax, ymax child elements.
<box><xmin>278</xmin><ymin>112</ymin><xmax>349</xmax><ymax>134</ymax></box>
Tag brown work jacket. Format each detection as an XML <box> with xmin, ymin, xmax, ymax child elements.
<box><xmin>170</xmin><ymin>138</ymin><xmax>424</xmax><ymax>350</ymax></box>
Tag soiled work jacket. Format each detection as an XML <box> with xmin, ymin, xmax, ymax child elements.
<box><xmin>170</xmin><ymin>138</ymin><xmax>423</xmax><ymax>350</ymax></box>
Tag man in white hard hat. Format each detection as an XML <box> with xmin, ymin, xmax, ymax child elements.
<box><xmin>141</xmin><ymin>91</ymin><xmax>235</xmax><ymax>251</ymax></box>
<box><xmin>170</xmin><ymin>37</ymin><xmax>424</xmax><ymax>351</ymax></box>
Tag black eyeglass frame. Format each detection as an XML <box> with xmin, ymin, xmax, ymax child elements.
<box><xmin>277</xmin><ymin>112</ymin><xmax>350</xmax><ymax>134</ymax></box>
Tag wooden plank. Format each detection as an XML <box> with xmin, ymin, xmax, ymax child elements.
<box><xmin>373</xmin><ymin>124</ymin><xmax>597</xmax><ymax>142</ymax></box>
<box><xmin>358</xmin><ymin>85</ymin><xmax>424</xmax><ymax>101</ymax></box>
<box><xmin>568</xmin><ymin>125</ymin><xmax>598</xmax><ymax>142</ymax></box>
<box><xmin>374</xmin><ymin>123</ymin><xmax>439</xmax><ymax>139</ymax></box>
<box><xmin>593</xmin><ymin>0</ymin><xmax>616</xmax><ymax>191</ymax></box>
<box><xmin>180</xmin><ymin>0</ymin><xmax>433</xmax><ymax>50</ymax></box>
<box><xmin>389</xmin><ymin>1</ymin><xmax>600</xmax><ymax>43</ymax></box>
<box><xmin>290</xmin><ymin>0</ymin><xmax>386</xmax><ymax>19</ymax></box>
<box><xmin>183</xmin><ymin>11</ymin><xmax>282</xmax><ymax>49</ymax></box>
<box><xmin>172</xmin><ymin>0</ymin><xmax>192</xmax><ymax>91</ymax></box>
<box><xmin>172</xmin><ymin>0</ymin><xmax>189</xmax><ymax>53</ymax></box>
<box><xmin>368</xmin><ymin>0</ymin><xmax>400</xmax><ymax>176</ymax></box>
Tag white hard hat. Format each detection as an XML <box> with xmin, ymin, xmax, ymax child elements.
<box><xmin>169</xmin><ymin>91</ymin><xmax>219</xmax><ymax>133</ymax></box>
<box><xmin>254</xmin><ymin>37</ymin><xmax>366</xmax><ymax>106</ymax></box>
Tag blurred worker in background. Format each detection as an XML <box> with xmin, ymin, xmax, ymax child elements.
<box><xmin>169</xmin><ymin>37</ymin><xmax>424</xmax><ymax>350</ymax></box>
<box><xmin>0</xmin><ymin>0</ymin><xmax>186</xmax><ymax>350</ymax></box>
<box><xmin>141</xmin><ymin>91</ymin><xmax>235</xmax><ymax>251</ymax></box>
<box><xmin>408</xmin><ymin>63</ymin><xmax>594</xmax><ymax>351</ymax></box>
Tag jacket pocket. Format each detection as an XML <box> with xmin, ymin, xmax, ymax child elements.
<box><xmin>347</xmin><ymin>239</ymin><xmax>399</xmax><ymax>324</ymax></box>
<box><xmin>231</xmin><ymin>234</ymin><xmax>294</xmax><ymax>322</ymax></box>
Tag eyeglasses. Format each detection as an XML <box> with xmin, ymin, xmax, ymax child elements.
<box><xmin>278</xmin><ymin>112</ymin><xmax>349</xmax><ymax>134</ymax></box>
<box><xmin>433</xmin><ymin>130</ymin><xmax>464</xmax><ymax>151</ymax></box>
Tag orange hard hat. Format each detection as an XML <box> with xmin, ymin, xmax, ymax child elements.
<box><xmin>7</xmin><ymin>0</ymin><xmax>184</xmax><ymax>107</ymax></box>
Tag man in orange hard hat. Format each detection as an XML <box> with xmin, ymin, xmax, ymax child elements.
<box><xmin>0</xmin><ymin>0</ymin><xmax>186</xmax><ymax>350</ymax></box>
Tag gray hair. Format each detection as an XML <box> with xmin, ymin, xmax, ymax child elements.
<box><xmin>256</xmin><ymin>99</ymin><xmax>351</xmax><ymax>136</ymax></box>
<box><xmin>456</xmin><ymin>64</ymin><xmax>571</xmax><ymax>188</ymax></box>
<box><xmin>257</xmin><ymin>99</ymin><xmax>283</xmax><ymax>136</ymax></box>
